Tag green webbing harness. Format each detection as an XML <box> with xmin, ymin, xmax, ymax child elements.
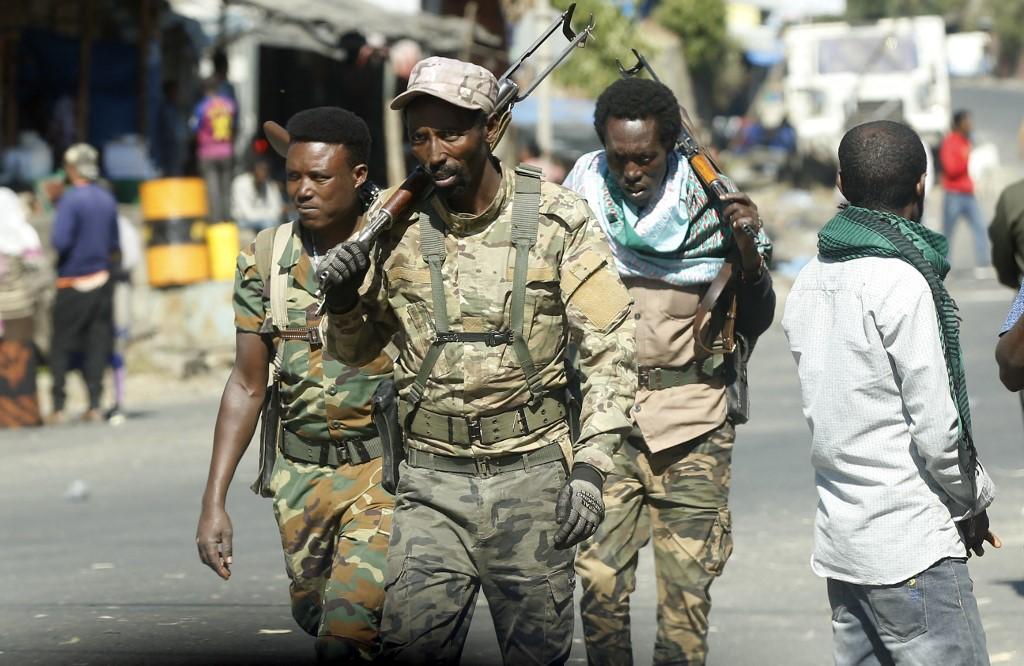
<box><xmin>408</xmin><ymin>164</ymin><xmax>545</xmax><ymax>406</ymax></box>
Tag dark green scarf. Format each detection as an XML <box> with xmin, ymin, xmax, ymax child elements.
<box><xmin>818</xmin><ymin>205</ymin><xmax>978</xmax><ymax>504</ymax></box>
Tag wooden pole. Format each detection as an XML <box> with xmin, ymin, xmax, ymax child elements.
<box><xmin>76</xmin><ymin>0</ymin><xmax>96</xmax><ymax>142</ymax></box>
<box><xmin>460</xmin><ymin>2</ymin><xmax>478</xmax><ymax>63</ymax></box>
<box><xmin>383</xmin><ymin>63</ymin><xmax>404</xmax><ymax>188</ymax></box>
<box><xmin>0</xmin><ymin>34</ymin><xmax>11</xmax><ymax>148</ymax></box>
<box><xmin>138</xmin><ymin>0</ymin><xmax>152</xmax><ymax>137</ymax></box>
<box><xmin>535</xmin><ymin>1</ymin><xmax>554</xmax><ymax>157</ymax></box>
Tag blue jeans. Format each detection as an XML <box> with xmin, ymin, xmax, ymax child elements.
<box><xmin>942</xmin><ymin>191</ymin><xmax>989</xmax><ymax>267</ymax></box>
<box><xmin>199</xmin><ymin>157</ymin><xmax>233</xmax><ymax>223</ymax></box>
<box><xmin>828</xmin><ymin>558</ymin><xmax>989</xmax><ymax>666</ymax></box>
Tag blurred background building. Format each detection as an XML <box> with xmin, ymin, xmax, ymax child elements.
<box><xmin>2</xmin><ymin>0</ymin><xmax>1024</xmax><ymax>412</ymax></box>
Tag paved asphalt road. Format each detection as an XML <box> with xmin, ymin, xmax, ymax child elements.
<box><xmin>1</xmin><ymin>275</ymin><xmax>1022</xmax><ymax>666</ymax></box>
<box><xmin>0</xmin><ymin>77</ymin><xmax>1022</xmax><ymax>666</ymax></box>
<box><xmin>951</xmin><ymin>79</ymin><xmax>1024</xmax><ymax>171</ymax></box>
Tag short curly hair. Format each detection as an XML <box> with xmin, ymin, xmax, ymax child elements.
<box><xmin>594</xmin><ymin>78</ymin><xmax>681</xmax><ymax>150</ymax></box>
<box><xmin>838</xmin><ymin>120</ymin><xmax>926</xmax><ymax>210</ymax></box>
<box><xmin>285</xmin><ymin>106</ymin><xmax>371</xmax><ymax>165</ymax></box>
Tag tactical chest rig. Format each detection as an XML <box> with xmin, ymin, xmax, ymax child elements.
<box><xmin>400</xmin><ymin>165</ymin><xmax>567</xmax><ymax>447</ymax></box>
<box><xmin>250</xmin><ymin>223</ymin><xmax>383</xmax><ymax>497</ymax></box>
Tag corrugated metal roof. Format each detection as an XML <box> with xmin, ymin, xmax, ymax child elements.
<box><xmin>167</xmin><ymin>0</ymin><xmax>499</xmax><ymax>57</ymax></box>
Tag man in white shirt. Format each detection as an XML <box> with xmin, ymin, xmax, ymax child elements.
<box><xmin>231</xmin><ymin>157</ymin><xmax>284</xmax><ymax>233</ymax></box>
<box><xmin>782</xmin><ymin>120</ymin><xmax>1000</xmax><ymax>665</ymax></box>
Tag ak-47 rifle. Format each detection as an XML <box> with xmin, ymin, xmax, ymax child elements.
<box><xmin>262</xmin><ymin>4</ymin><xmax>595</xmax><ymax>309</ymax></box>
<box><xmin>617</xmin><ymin>48</ymin><xmax>759</xmax><ymax>356</ymax></box>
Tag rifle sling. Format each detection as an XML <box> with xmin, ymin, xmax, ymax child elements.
<box><xmin>407</xmin><ymin>164</ymin><xmax>544</xmax><ymax>407</ymax></box>
<box><xmin>694</xmin><ymin>261</ymin><xmax>736</xmax><ymax>356</ymax></box>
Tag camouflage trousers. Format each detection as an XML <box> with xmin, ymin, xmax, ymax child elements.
<box><xmin>269</xmin><ymin>451</ymin><xmax>394</xmax><ymax>661</ymax></box>
<box><xmin>576</xmin><ymin>422</ymin><xmax>735</xmax><ymax>666</ymax></box>
<box><xmin>380</xmin><ymin>458</ymin><xmax>576</xmax><ymax>665</ymax></box>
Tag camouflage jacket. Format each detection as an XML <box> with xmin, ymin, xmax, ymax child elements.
<box><xmin>325</xmin><ymin>164</ymin><xmax>637</xmax><ymax>474</ymax></box>
<box><xmin>234</xmin><ymin>222</ymin><xmax>392</xmax><ymax>444</ymax></box>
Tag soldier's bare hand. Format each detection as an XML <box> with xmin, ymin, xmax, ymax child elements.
<box><xmin>718</xmin><ymin>191</ymin><xmax>763</xmax><ymax>274</ymax></box>
<box><xmin>196</xmin><ymin>506</ymin><xmax>234</xmax><ymax>580</ymax></box>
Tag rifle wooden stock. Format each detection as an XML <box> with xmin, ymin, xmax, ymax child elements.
<box><xmin>354</xmin><ymin>168</ymin><xmax>435</xmax><ymax>245</ymax></box>
<box><xmin>689</xmin><ymin>152</ymin><xmax>732</xmax><ymax>199</ymax></box>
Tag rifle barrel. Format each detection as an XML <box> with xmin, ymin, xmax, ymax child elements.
<box><xmin>336</xmin><ymin>3</ymin><xmax>592</xmax><ymax>254</ymax></box>
<box><xmin>517</xmin><ymin>20</ymin><xmax>594</xmax><ymax>102</ymax></box>
<box><xmin>500</xmin><ymin>3</ymin><xmax>577</xmax><ymax>82</ymax></box>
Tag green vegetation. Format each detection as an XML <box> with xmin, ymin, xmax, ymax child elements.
<box><xmin>651</xmin><ymin>0</ymin><xmax>736</xmax><ymax>118</ymax></box>
<box><xmin>549</xmin><ymin>0</ymin><xmax>735</xmax><ymax>117</ymax></box>
<box><xmin>651</xmin><ymin>0</ymin><xmax>729</xmax><ymax>78</ymax></box>
<box><xmin>549</xmin><ymin>0</ymin><xmax>652</xmax><ymax>97</ymax></box>
<box><xmin>988</xmin><ymin>0</ymin><xmax>1024</xmax><ymax>75</ymax></box>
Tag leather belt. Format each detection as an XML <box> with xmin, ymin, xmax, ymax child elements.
<box><xmin>406</xmin><ymin>442</ymin><xmax>565</xmax><ymax>478</ymax></box>
<box><xmin>275</xmin><ymin>325</ymin><xmax>322</xmax><ymax>348</ymax></box>
<box><xmin>280</xmin><ymin>429</ymin><xmax>383</xmax><ymax>467</ymax></box>
<box><xmin>400</xmin><ymin>395</ymin><xmax>567</xmax><ymax>446</ymax></box>
<box><xmin>638</xmin><ymin>355</ymin><xmax>725</xmax><ymax>390</ymax></box>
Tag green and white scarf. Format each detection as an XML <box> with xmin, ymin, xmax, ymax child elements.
<box><xmin>564</xmin><ymin>150</ymin><xmax>772</xmax><ymax>286</ymax></box>
<box><xmin>818</xmin><ymin>205</ymin><xmax>978</xmax><ymax>501</ymax></box>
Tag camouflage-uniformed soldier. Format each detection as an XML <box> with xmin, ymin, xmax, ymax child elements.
<box><xmin>196</xmin><ymin>107</ymin><xmax>393</xmax><ymax>661</ymax></box>
<box><xmin>319</xmin><ymin>57</ymin><xmax>637</xmax><ymax>664</ymax></box>
<box><xmin>563</xmin><ymin>78</ymin><xmax>776</xmax><ymax>664</ymax></box>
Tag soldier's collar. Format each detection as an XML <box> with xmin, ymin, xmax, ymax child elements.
<box><xmin>430</xmin><ymin>161</ymin><xmax>513</xmax><ymax>235</ymax></box>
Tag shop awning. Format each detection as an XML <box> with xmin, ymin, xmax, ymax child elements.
<box><xmin>167</xmin><ymin>0</ymin><xmax>500</xmax><ymax>57</ymax></box>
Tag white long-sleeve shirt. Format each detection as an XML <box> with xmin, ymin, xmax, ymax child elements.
<box><xmin>782</xmin><ymin>255</ymin><xmax>995</xmax><ymax>585</ymax></box>
<box><xmin>230</xmin><ymin>173</ymin><xmax>284</xmax><ymax>227</ymax></box>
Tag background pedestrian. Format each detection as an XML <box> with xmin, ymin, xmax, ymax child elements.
<box><xmin>231</xmin><ymin>156</ymin><xmax>285</xmax><ymax>241</ymax></box>
<box><xmin>191</xmin><ymin>77</ymin><xmax>237</xmax><ymax>224</ymax></box>
<box><xmin>940</xmin><ymin>110</ymin><xmax>990</xmax><ymax>275</ymax></box>
<box><xmin>47</xmin><ymin>143</ymin><xmax>119</xmax><ymax>424</ymax></box>
<box><xmin>0</xmin><ymin>187</ymin><xmax>45</xmax><ymax>428</ymax></box>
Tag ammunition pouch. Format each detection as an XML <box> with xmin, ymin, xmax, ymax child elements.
<box><xmin>372</xmin><ymin>378</ymin><xmax>404</xmax><ymax>495</ymax></box>
<box><xmin>250</xmin><ymin>380</ymin><xmax>281</xmax><ymax>498</ymax></box>
<box><xmin>724</xmin><ymin>332</ymin><xmax>752</xmax><ymax>426</ymax></box>
<box><xmin>564</xmin><ymin>349</ymin><xmax>583</xmax><ymax>443</ymax></box>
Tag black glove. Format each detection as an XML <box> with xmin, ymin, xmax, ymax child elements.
<box><xmin>319</xmin><ymin>240</ymin><xmax>370</xmax><ymax>313</ymax></box>
<box><xmin>957</xmin><ymin>510</ymin><xmax>992</xmax><ymax>557</ymax></box>
<box><xmin>554</xmin><ymin>464</ymin><xmax>604</xmax><ymax>549</ymax></box>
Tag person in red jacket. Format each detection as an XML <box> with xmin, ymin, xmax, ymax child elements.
<box><xmin>940</xmin><ymin>110</ymin><xmax>989</xmax><ymax>273</ymax></box>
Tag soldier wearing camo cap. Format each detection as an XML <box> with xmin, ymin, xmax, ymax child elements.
<box><xmin>319</xmin><ymin>56</ymin><xmax>638</xmax><ymax>664</ymax></box>
<box><xmin>196</xmin><ymin>107</ymin><xmax>393</xmax><ymax>661</ymax></box>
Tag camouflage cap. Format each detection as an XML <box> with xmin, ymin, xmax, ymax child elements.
<box><xmin>390</xmin><ymin>56</ymin><xmax>498</xmax><ymax>114</ymax></box>
<box><xmin>64</xmin><ymin>143</ymin><xmax>99</xmax><ymax>181</ymax></box>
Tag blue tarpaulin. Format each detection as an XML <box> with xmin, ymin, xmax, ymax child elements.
<box><xmin>511</xmin><ymin>95</ymin><xmax>595</xmax><ymax>128</ymax></box>
<box><xmin>510</xmin><ymin>95</ymin><xmax>601</xmax><ymax>158</ymax></box>
<box><xmin>17</xmin><ymin>28</ymin><xmax>159</xmax><ymax>155</ymax></box>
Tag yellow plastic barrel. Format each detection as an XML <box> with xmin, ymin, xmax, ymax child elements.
<box><xmin>140</xmin><ymin>178</ymin><xmax>210</xmax><ymax>287</ymax></box>
<box><xmin>206</xmin><ymin>222</ymin><xmax>240</xmax><ymax>282</ymax></box>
